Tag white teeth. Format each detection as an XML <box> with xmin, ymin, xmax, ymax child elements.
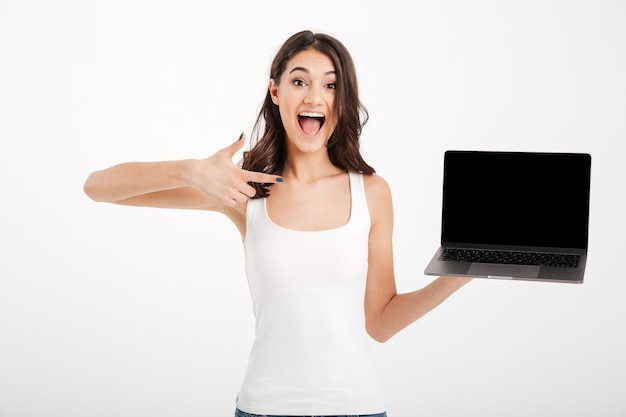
<box><xmin>299</xmin><ymin>112</ymin><xmax>324</xmax><ymax>118</ymax></box>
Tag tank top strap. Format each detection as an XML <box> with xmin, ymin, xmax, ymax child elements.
<box><xmin>244</xmin><ymin>194</ymin><xmax>268</xmax><ymax>239</ymax></box>
<box><xmin>348</xmin><ymin>171</ymin><xmax>370</xmax><ymax>229</ymax></box>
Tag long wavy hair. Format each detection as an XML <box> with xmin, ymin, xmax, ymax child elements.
<box><xmin>241</xmin><ymin>30</ymin><xmax>375</xmax><ymax>198</ymax></box>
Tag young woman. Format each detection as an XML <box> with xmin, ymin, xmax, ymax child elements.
<box><xmin>84</xmin><ymin>30</ymin><xmax>471</xmax><ymax>417</ymax></box>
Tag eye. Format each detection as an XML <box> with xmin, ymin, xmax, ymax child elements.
<box><xmin>326</xmin><ymin>82</ymin><xmax>337</xmax><ymax>90</ymax></box>
<box><xmin>293</xmin><ymin>79</ymin><xmax>307</xmax><ymax>87</ymax></box>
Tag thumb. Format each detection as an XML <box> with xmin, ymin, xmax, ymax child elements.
<box><xmin>223</xmin><ymin>132</ymin><xmax>246</xmax><ymax>158</ymax></box>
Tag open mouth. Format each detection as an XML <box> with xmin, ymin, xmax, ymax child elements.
<box><xmin>298</xmin><ymin>112</ymin><xmax>325</xmax><ymax>136</ymax></box>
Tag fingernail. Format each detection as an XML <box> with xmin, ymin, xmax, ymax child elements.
<box><xmin>238</xmin><ymin>132</ymin><xmax>244</xmax><ymax>141</ymax></box>
<box><xmin>276</xmin><ymin>177</ymin><xmax>284</xmax><ymax>183</ymax></box>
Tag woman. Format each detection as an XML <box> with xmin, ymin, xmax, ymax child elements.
<box><xmin>84</xmin><ymin>30</ymin><xmax>471</xmax><ymax>417</ymax></box>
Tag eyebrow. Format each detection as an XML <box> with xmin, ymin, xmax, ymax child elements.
<box><xmin>289</xmin><ymin>66</ymin><xmax>336</xmax><ymax>76</ymax></box>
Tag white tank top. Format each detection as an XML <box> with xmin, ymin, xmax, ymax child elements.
<box><xmin>237</xmin><ymin>172</ymin><xmax>386</xmax><ymax>415</ymax></box>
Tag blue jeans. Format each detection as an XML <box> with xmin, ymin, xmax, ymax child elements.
<box><xmin>235</xmin><ymin>408</ymin><xmax>387</xmax><ymax>417</ymax></box>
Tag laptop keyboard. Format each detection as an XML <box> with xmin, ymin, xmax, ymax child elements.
<box><xmin>439</xmin><ymin>248</ymin><xmax>580</xmax><ymax>268</ymax></box>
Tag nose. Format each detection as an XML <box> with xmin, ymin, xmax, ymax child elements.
<box><xmin>303</xmin><ymin>85</ymin><xmax>324</xmax><ymax>106</ymax></box>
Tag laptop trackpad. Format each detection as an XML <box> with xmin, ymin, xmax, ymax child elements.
<box><xmin>468</xmin><ymin>263</ymin><xmax>540</xmax><ymax>278</ymax></box>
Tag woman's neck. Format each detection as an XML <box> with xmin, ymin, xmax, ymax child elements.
<box><xmin>282</xmin><ymin>151</ymin><xmax>342</xmax><ymax>183</ymax></box>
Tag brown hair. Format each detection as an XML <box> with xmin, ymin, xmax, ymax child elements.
<box><xmin>241</xmin><ymin>30</ymin><xmax>375</xmax><ymax>198</ymax></box>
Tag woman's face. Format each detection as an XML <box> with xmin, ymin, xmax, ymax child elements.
<box><xmin>269</xmin><ymin>49</ymin><xmax>337</xmax><ymax>156</ymax></box>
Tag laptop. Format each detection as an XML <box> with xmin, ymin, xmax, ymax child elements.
<box><xmin>424</xmin><ymin>150</ymin><xmax>591</xmax><ymax>283</ymax></box>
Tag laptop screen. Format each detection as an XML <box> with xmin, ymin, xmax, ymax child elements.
<box><xmin>441</xmin><ymin>151</ymin><xmax>591</xmax><ymax>250</ymax></box>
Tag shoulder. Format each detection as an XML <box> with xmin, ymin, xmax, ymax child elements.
<box><xmin>363</xmin><ymin>173</ymin><xmax>392</xmax><ymax>201</ymax></box>
<box><xmin>362</xmin><ymin>173</ymin><xmax>393</xmax><ymax>226</ymax></box>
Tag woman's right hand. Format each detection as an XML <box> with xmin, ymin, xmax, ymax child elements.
<box><xmin>188</xmin><ymin>133</ymin><xmax>283</xmax><ymax>207</ymax></box>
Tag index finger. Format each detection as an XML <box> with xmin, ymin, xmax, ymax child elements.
<box><xmin>241</xmin><ymin>169</ymin><xmax>284</xmax><ymax>184</ymax></box>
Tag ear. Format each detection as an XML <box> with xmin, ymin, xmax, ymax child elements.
<box><xmin>269</xmin><ymin>79</ymin><xmax>279</xmax><ymax>105</ymax></box>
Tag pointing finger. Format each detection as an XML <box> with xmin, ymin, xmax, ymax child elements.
<box><xmin>242</xmin><ymin>170</ymin><xmax>284</xmax><ymax>185</ymax></box>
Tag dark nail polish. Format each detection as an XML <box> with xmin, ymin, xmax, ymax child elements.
<box><xmin>276</xmin><ymin>177</ymin><xmax>284</xmax><ymax>183</ymax></box>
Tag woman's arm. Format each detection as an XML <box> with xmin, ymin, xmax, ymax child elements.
<box><xmin>83</xmin><ymin>134</ymin><xmax>282</xmax><ymax>237</ymax></box>
<box><xmin>363</xmin><ymin>174</ymin><xmax>471</xmax><ymax>343</ymax></box>
<box><xmin>84</xmin><ymin>159</ymin><xmax>210</xmax><ymax>206</ymax></box>
<box><xmin>83</xmin><ymin>134</ymin><xmax>282</xmax><ymax>210</ymax></box>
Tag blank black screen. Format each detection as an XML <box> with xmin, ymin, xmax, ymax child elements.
<box><xmin>441</xmin><ymin>151</ymin><xmax>591</xmax><ymax>249</ymax></box>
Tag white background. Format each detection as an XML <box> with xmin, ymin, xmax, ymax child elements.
<box><xmin>1</xmin><ymin>1</ymin><xmax>625</xmax><ymax>416</ymax></box>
